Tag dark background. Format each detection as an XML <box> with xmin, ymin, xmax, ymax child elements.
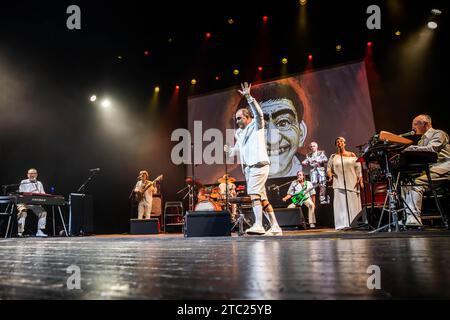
<box><xmin>0</xmin><ymin>0</ymin><xmax>448</xmax><ymax>233</ymax></box>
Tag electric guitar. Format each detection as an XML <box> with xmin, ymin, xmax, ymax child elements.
<box><xmin>134</xmin><ymin>174</ymin><xmax>163</xmax><ymax>202</ymax></box>
<box><xmin>290</xmin><ymin>183</ymin><xmax>319</xmax><ymax>206</ymax></box>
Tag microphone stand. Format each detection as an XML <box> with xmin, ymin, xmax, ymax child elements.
<box><xmin>77</xmin><ymin>171</ymin><xmax>99</xmax><ymax>193</ymax></box>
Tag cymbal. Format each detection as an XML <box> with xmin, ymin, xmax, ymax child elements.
<box><xmin>217</xmin><ymin>177</ymin><xmax>236</xmax><ymax>183</ymax></box>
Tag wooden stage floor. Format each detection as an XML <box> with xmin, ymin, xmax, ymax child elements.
<box><xmin>1</xmin><ymin>229</ymin><xmax>450</xmax><ymax>299</ymax></box>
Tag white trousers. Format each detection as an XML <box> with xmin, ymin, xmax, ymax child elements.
<box><xmin>288</xmin><ymin>197</ymin><xmax>316</xmax><ymax>224</ymax></box>
<box><xmin>16</xmin><ymin>204</ymin><xmax>47</xmax><ymax>234</ymax></box>
<box><xmin>138</xmin><ymin>198</ymin><xmax>153</xmax><ymax>219</ymax></box>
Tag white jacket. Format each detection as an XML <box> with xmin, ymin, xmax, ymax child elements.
<box><xmin>229</xmin><ymin>97</ymin><xmax>270</xmax><ymax>168</ymax></box>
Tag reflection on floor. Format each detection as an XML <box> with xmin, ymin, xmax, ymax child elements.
<box><xmin>1</xmin><ymin>228</ymin><xmax>450</xmax><ymax>299</ymax></box>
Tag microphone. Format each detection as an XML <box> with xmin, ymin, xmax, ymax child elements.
<box><xmin>90</xmin><ymin>168</ymin><xmax>100</xmax><ymax>172</ymax></box>
<box><xmin>399</xmin><ymin>130</ymin><xmax>415</xmax><ymax>137</ymax></box>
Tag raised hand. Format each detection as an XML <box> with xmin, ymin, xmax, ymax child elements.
<box><xmin>238</xmin><ymin>82</ymin><xmax>251</xmax><ymax>97</ymax></box>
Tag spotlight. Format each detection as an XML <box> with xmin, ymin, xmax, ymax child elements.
<box><xmin>215</xmin><ymin>76</ymin><xmax>220</xmax><ymax>81</ymax></box>
<box><xmin>395</xmin><ymin>30</ymin><xmax>401</xmax><ymax>36</ymax></box>
<box><xmin>427</xmin><ymin>21</ymin><xmax>438</xmax><ymax>29</ymax></box>
<box><xmin>117</xmin><ymin>55</ymin><xmax>123</xmax><ymax>60</ymax></box>
<box><xmin>262</xmin><ymin>16</ymin><xmax>268</xmax><ymax>23</ymax></box>
<box><xmin>154</xmin><ymin>86</ymin><xmax>160</xmax><ymax>93</ymax></box>
<box><xmin>336</xmin><ymin>44</ymin><xmax>342</xmax><ymax>52</ymax></box>
<box><xmin>233</xmin><ymin>69</ymin><xmax>239</xmax><ymax>75</ymax></box>
<box><xmin>308</xmin><ymin>54</ymin><xmax>313</xmax><ymax>60</ymax></box>
<box><xmin>299</xmin><ymin>0</ymin><xmax>307</xmax><ymax>5</ymax></box>
<box><xmin>144</xmin><ymin>50</ymin><xmax>149</xmax><ymax>56</ymax></box>
<box><xmin>101</xmin><ymin>99</ymin><xmax>111</xmax><ymax>108</ymax></box>
<box><xmin>90</xmin><ymin>95</ymin><xmax>97</xmax><ymax>102</ymax></box>
<box><xmin>281</xmin><ymin>58</ymin><xmax>288</xmax><ymax>64</ymax></box>
<box><xmin>191</xmin><ymin>79</ymin><xmax>197</xmax><ymax>85</ymax></box>
<box><xmin>431</xmin><ymin>9</ymin><xmax>442</xmax><ymax>16</ymax></box>
<box><xmin>367</xmin><ymin>41</ymin><xmax>372</xmax><ymax>47</ymax></box>
<box><xmin>206</xmin><ymin>32</ymin><xmax>211</xmax><ymax>39</ymax></box>
<box><xmin>228</xmin><ymin>18</ymin><xmax>234</xmax><ymax>25</ymax></box>
<box><xmin>175</xmin><ymin>85</ymin><xmax>180</xmax><ymax>90</ymax></box>
<box><xmin>258</xmin><ymin>66</ymin><xmax>263</xmax><ymax>71</ymax></box>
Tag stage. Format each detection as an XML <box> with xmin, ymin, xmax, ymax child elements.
<box><xmin>1</xmin><ymin>228</ymin><xmax>450</xmax><ymax>300</ymax></box>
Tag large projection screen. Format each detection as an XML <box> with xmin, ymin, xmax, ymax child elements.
<box><xmin>187</xmin><ymin>61</ymin><xmax>375</xmax><ymax>185</ymax></box>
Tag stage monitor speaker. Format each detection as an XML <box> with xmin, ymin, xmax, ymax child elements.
<box><xmin>69</xmin><ymin>193</ymin><xmax>94</xmax><ymax>236</ymax></box>
<box><xmin>130</xmin><ymin>218</ymin><xmax>159</xmax><ymax>234</ymax></box>
<box><xmin>184</xmin><ymin>211</ymin><xmax>231</xmax><ymax>237</ymax></box>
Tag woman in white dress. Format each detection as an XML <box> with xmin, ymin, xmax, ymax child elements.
<box><xmin>327</xmin><ymin>137</ymin><xmax>364</xmax><ymax>230</ymax></box>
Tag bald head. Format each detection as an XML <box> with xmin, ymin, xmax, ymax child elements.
<box><xmin>412</xmin><ymin>114</ymin><xmax>432</xmax><ymax>135</ymax></box>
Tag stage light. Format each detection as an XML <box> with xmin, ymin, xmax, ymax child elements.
<box><xmin>262</xmin><ymin>16</ymin><xmax>268</xmax><ymax>23</ymax></box>
<box><xmin>427</xmin><ymin>21</ymin><xmax>438</xmax><ymax>29</ymax></box>
<box><xmin>175</xmin><ymin>85</ymin><xmax>180</xmax><ymax>90</ymax></box>
<box><xmin>228</xmin><ymin>18</ymin><xmax>234</xmax><ymax>25</ymax></box>
<box><xmin>336</xmin><ymin>45</ymin><xmax>342</xmax><ymax>52</ymax></box>
<box><xmin>258</xmin><ymin>66</ymin><xmax>263</xmax><ymax>71</ymax></box>
<box><xmin>191</xmin><ymin>79</ymin><xmax>197</xmax><ymax>85</ymax></box>
<box><xmin>101</xmin><ymin>99</ymin><xmax>111</xmax><ymax>108</ymax></box>
<box><xmin>308</xmin><ymin>54</ymin><xmax>313</xmax><ymax>60</ymax></box>
<box><xmin>299</xmin><ymin>0</ymin><xmax>307</xmax><ymax>5</ymax></box>
<box><xmin>90</xmin><ymin>95</ymin><xmax>97</xmax><ymax>102</ymax></box>
<box><xmin>233</xmin><ymin>69</ymin><xmax>239</xmax><ymax>75</ymax></box>
<box><xmin>395</xmin><ymin>31</ymin><xmax>401</xmax><ymax>36</ymax></box>
<box><xmin>117</xmin><ymin>55</ymin><xmax>123</xmax><ymax>60</ymax></box>
<box><xmin>215</xmin><ymin>76</ymin><xmax>220</xmax><ymax>81</ymax></box>
<box><xmin>367</xmin><ymin>41</ymin><xmax>372</xmax><ymax>47</ymax></box>
<box><xmin>431</xmin><ymin>9</ymin><xmax>442</xmax><ymax>16</ymax></box>
<box><xmin>206</xmin><ymin>32</ymin><xmax>211</xmax><ymax>39</ymax></box>
<box><xmin>168</xmin><ymin>38</ymin><xmax>173</xmax><ymax>43</ymax></box>
<box><xmin>144</xmin><ymin>50</ymin><xmax>149</xmax><ymax>56</ymax></box>
<box><xmin>154</xmin><ymin>86</ymin><xmax>160</xmax><ymax>93</ymax></box>
<box><xmin>281</xmin><ymin>58</ymin><xmax>288</xmax><ymax>64</ymax></box>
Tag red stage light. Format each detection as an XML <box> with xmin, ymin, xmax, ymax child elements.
<box><xmin>144</xmin><ymin>51</ymin><xmax>149</xmax><ymax>56</ymax></box>
<box><xmin>308</xmin><ymin>54</ymin><xmax>313</xmax><ymax>60</ymax></box>
<box><xmin>262</xmin><ymin>16</ymin><xmax>268</xmax><ymax>23</ymax></box>
<box><xmin>175</xmin><ymin>85</ymin><xmax>180</xmax><ymax>90</ymax></box>
<box><xmin>215</xmin><ymin>76</ymin><xmax>220</xmax><ymax>81</ymax></box>
<box><xmin>258</xmin><ymin>66</ymin><xmax>263</xmax><ymax>71</ymax></box>
<box><xmin>206</xmin><ymin>32</ymin><xmax>211</xmax><ymax>39</ymax></box>
<box><xmin>367</xmin><ymin>41</ymin><xmax>372</xmax><ymax>47</ymax></box>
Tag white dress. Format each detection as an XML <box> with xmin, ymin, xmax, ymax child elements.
<box><xmin>328</xmin><ymin>154</ymin><xmax>362</xmax><ymax>230</ymax></box>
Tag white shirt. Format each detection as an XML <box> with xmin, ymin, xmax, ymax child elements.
<box><xmin>134</xmin><ymin>180</ymin><xmax>154</xmax><ymax>203</ymax></box>
<box><xmin>19</xmin><ymin>179</ymin><xmax>45</xmax><ymax>194</ymax></box>
<box><xmin>287</xmin><ymin>180</ymin><xmax>316</xmax><ymax>198</ymax></box>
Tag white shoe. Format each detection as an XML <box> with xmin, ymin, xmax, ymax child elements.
<box><xmin>17</xmin><ymin>232</ymin><xmax>23</xmax><ymax>237</ymax></box>
<box><xmin>245</xmin><ymin>224</ymin><xmax>266</xmax><ymax>235</ymax></box>
<box><xmin>36</xmin><ymin>230</ymin><xmax>48</xmax><ymax>237</ymax></box>
<box><xmin>310</xmin><ymin>223</ymin><xmax>316</xmax><ymax>229</ymax></box>
<box><xmin>264</xmin><ymin>226</ymin><xmax>283</xmax><ymax>236</ymax></box>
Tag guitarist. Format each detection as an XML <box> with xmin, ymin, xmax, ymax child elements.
<box><xmin>282</xmin><ymin>171</ymin><xmax>317</xmax><ymax>228</ymax></box>
<box><xmin>134</xmin><ymin>170</ymin><xmax>156</xmax><ymax>219</ymax></box>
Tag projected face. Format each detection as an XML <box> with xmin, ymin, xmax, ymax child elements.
<box><xmin>261</xmin><ymin>98</ymin><xmax>306</xmax><ymax>177</ymax></box>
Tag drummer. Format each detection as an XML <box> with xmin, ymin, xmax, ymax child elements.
<box><xmin>218</xmin><ymin>174</ymin><xmax>237</xmax><ymax>219</ymax></box>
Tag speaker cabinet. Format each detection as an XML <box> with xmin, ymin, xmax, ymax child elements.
<box><xmin>184</xmin><ymin>211</ymin><xmax>231</xmax><ymax>237</ymax></box>
<box><xmin>130</xmin><ymin>218</ymin><xmax>159</xmax><ymax>234</ymax></box>
<box><xmin>69</xmin><ymin>193</ymin><xmax>94</xmax><ymax>236</ymax></box>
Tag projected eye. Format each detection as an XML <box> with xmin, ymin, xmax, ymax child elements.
<box><xmin>275</xmin><ymin>118</ymin><xmax>292</xmax><ymax>130</ymax></box>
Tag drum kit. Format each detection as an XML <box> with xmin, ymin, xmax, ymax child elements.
<box><xmin>193</xmin><ymin>175</ymin><xmax>244</xmax><ymax>213</ymax></box>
